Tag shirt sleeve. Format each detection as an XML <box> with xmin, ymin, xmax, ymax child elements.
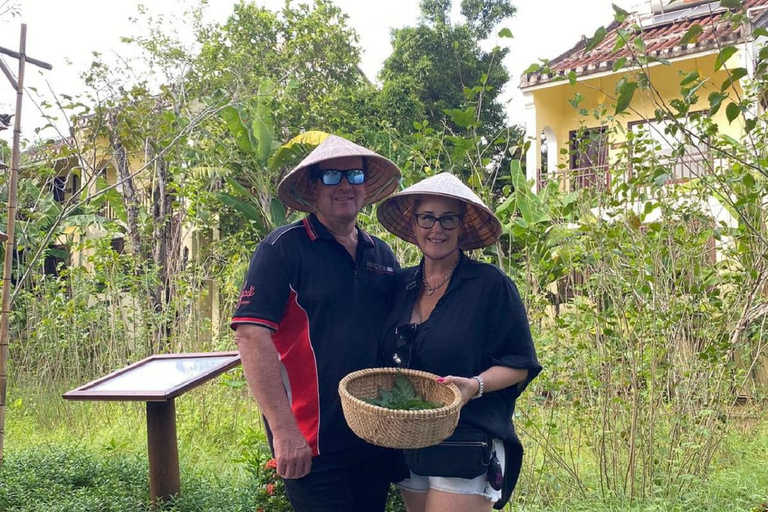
<box><xmin>230</xmin><ymin>241</ymin><xmax>291</xmax><ymax>331</ymax></box>
<box><xmin>485</xmin><ymin>270</ymin><xmax>542</xmax><ymax>396</ymax></box>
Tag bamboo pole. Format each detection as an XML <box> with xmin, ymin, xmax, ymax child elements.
<box><xmin>0</xmin><ymin>23</ymin><xmax>27</xmax><ymax>465</ymax></box>
<box><xmin>0</xmin><ymin>24</ymin><xmax>52</xmax><ymax>464</ymax></box>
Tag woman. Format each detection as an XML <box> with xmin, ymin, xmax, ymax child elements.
<box><xmin>377</xmin><ymin>173</ymin><xmax>541</xmax><ymax>512</ymax></box>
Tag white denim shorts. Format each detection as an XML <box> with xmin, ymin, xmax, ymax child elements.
<box><xmin>396</xmin><ymin>439</ymin><xmax>505</xmax><ymax>502</ymax></box>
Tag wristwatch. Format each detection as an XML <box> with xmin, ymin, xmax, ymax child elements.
<box><xmin>471</xmin><ymin>375</ymin><xmax>484</xmax><ymax>400</ymax></box>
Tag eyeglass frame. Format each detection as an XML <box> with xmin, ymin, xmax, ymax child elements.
<box><xmin>392</xmin><ymin>323</ymin><xmax>418</xmax><ymax>368</ymax></box>
<box><xmin>413</xmin><ymin>213</ymin><xmax>463</xmax><ymax>230</ymax></box>
<box><xmin>316</xmin><ymin>169</ymin><xmax>367</xmax><ymax>187</ymax></box>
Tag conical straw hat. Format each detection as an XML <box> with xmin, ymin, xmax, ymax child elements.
<box><xmin>376</xmin><ymin>173</ymin><xmax>501</xmax><ymax>250</ymax></box>
<box><xmin>277</xmin><ymin>135</ymin><xmax>402</xmax><ymax>213</ymax></box>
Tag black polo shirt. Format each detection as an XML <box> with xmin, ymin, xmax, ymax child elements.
<box><xmin>232</xmin><ymin>213</ymin><xmax>399</xmax><ymax>455</ymax></box>
<box><xmin>380</xmin><ymin>252</ymin><xmax>541</xmax><ymax>443</ymax></box>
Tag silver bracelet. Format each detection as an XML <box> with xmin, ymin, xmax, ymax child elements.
<box><xmin>471</xmin><ymin>375</ymin><xmax>484</xmax><ymax>400</ymax></box>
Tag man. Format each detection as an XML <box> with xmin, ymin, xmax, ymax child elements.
<box><xmin>231</xmin><ymin>135</ymin><xmax>402</xmax><ymax>512</ymax></box>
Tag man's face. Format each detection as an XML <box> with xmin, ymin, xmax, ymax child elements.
<box><xmin>314</xmin><ymin>156</ymin><xmax>366</xmax><ymax>225</ymax></box>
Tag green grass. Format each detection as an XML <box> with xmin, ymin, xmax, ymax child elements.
<box><xmin>2</xmin><ymin>380</ymin><xmax>767</xmax><ymax>511</ymax></box>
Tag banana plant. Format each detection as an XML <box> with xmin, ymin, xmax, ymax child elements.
<box><xmin>495</xmin><ymin>159</ymin><xmax>581</xmax><ymax>299</ymax></box>
<box><xmin>215</xmin><ymin>82</ymin><xmax>329</xmax><ymax>235</ymax></box>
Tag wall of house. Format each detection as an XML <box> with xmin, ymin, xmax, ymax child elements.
<box><xmin>526</xmin><ymin>50</ymin><xmax>746</xmax><ymax>176</ymax></box>
<box><xmin>522</xmin><ymin>47</ymin><xmax>768</xmax><ymax>392</ymax></box>
<box><xmin>45</xmin><ymin>131</ymin><xmax>225</xmax><ymax>338</ymax></box>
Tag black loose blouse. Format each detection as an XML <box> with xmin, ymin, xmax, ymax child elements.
<box><xmin>380</xmin><ymin>252</ymin><xmax>541</xmax><ymax>444</ymax></box>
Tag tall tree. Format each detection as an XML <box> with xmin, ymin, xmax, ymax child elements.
<box><xmin>190</xmin><ymin>0</ymin><xmax>372</xmax><ymax>138</ymax></box>
<box><xmin>377</xmin><ymin>0</ymin><xmax>514</xmax><ymax>138</ymax></box>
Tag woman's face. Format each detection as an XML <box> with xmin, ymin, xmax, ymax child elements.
<box><xmin>411</xmin><ymin>196</ymin><xmax>464</xmax><ymax>261</ymax></box>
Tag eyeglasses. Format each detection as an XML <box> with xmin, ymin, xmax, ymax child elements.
<box><xmin>392</xmin><ymin>323</ymin><xmax>418</xmax><ymax>368</ymax></box>
<box><xmin>414</xmin><ymin>213</ymin><xmax>462</xmax><ymax>230</ymax></box>
<box><xmin>319</xmin><ymin>169</ymin><xmax>365</xmax><ymax>186</ymax></box>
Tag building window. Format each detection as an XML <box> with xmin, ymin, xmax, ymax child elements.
<box><xmin>111</xmin><ymin>237</ymin><xmax>125</xmax><ymax>255</ymax></box>
<box><xmin>70</xmin><ymin>172</ymin><xmax>80</xmax><ymax>195</ymax></box>
<box><xmin>52</xmin><ymin>176</ymin><xmax>66</xmax><ymax>203</ymax></box>
<box><xmin>569</xmin><ymin>127</ymin><xmax>609</xmax><ymax>191</ymax></box>
<box><xmin>44</xmin><ymin>244</ymin><xmax>69</xmax><ymax>276</ymax></box>
<box><xmin>628</xmin><ymin>117</ymin><xmax>711</xmax><ymax>183</ymax></box>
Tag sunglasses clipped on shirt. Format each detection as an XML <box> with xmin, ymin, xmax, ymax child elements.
<box><xmin>414</xmin><ymin>213</ymin><xmax>462</xmax><ymax>230</ymax></box>
<box><xmin>318</xmin><ymin>169</ymin><xmax>366</xmax><ymax>186</ymax></box>
<box><xmin>392</xmin><ymin>323</ymin><xmax>418</xmax><ymax>368</ymax></box>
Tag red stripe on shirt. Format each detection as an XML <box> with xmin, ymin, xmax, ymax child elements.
<box><xmin>302</xmin><ymin>218</ymin><xmax>317</xmax><ymax>241</ymax></box>
<box><xmin>230</xmin><ymin>317</ymin><xmax>279</xmax><ymax>331</ymax></box>
<box><xmin>272</xmin><ymin>289</ymin><xmax>321</xmax><ymax>455</ymax></box>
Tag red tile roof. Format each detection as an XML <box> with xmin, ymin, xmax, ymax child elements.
<box><xmin>521</xmin><ymin>0</ymin><xmax>768</xmax><ymax>88</ymax></box>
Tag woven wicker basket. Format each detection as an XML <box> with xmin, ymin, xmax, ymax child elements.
<box><xmin>339</xmin><ymin>367</ymin><xmax>462</xmax><ymax>449</ymax></box>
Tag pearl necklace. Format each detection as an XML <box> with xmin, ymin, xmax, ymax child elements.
<box><xmin>422</xmin><ymin>256</ymin><xmax>460</xmax><ymax>296</ymax></box>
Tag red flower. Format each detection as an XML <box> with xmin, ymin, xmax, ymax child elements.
<box><xmin>266</xmin><ymin>483</ymin><xmax>275</xmax><ymax>496</ymax></box>
<box><xmin>265</xmin><ymin>458</ymin><xmax>278</xmax><ymax>470</ymax></box>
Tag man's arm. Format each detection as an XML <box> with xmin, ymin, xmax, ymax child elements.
<box><xmin>235</xmin><ymin>323</ymin><xmax>312</xmax><ymax>479</ymax></box>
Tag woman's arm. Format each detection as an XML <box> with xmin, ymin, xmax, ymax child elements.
<box><xmin>439</xmin><ymin>366</ymin><xmax>529</xmax><ymax>405</ymax></box>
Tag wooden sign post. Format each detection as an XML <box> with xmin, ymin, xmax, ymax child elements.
<box><xmin>63</xmin><ymin>352</ymin><xmax>241</xmax><ymax>506</ymax></box>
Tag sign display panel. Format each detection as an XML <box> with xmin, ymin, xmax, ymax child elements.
<box><xmin>63</xmin><ymin>352</ymin><xmax>241</xmax><ymax>401</ymax></box>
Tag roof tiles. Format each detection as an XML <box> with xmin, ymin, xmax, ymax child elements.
<box><xmin>521</xmin><ymin>0</ymin><xmax>768</xmax><ymax>88</ymax></box>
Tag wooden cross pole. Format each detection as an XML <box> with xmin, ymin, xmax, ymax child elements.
<box><xmin>0</xmin><ymin>24</ymin><xmax>52</xmax><ymax>464</ymax></box>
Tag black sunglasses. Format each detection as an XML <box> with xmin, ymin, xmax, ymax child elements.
<box><xmin>393</xmin><ymin>323</ymin><xmax>418</xmax><ymax>368</ymax></box>
<box><xmin>319</xmin><ymin>169</ymin><xmax>365</xmax><ymax>186</ymax></box>
<box><xmin>414</xmin><ymin>213</ymin><xmax>462</xmax><ymax>230</ymax></box>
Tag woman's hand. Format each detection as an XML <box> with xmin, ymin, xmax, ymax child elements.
<box><xmin>437</xmin><ymin>367</ymin><xmax>530</xmax><ymax>406</ymax></box>
<box><xmin>437</xmin><ymin>375</ymin><xmax>479</xmax><ymax>406</ymax></box>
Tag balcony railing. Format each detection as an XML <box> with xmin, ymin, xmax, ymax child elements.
<box><xmin>537</xmin><ymin>165</ymin><xmax>610</xmax><ymax>193</ymax></box>
<box><xmin>626</xmin><ymin>152</ymin><xmax>712</xmax><ymax>184</ymax></box>
<box><xmin>666</xmin><ymin>153</ymin><xmax>711</xmax><ymax>182</ymax></box>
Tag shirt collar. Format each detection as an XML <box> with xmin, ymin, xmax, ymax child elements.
<box><xmin>304</xmin><ymin>213</ymin><xmax>374</xmax><ymax>247</ymax></box>
<box><xmin>404</xmin><ymin>251</ymin><xmax>480</xmax><ymax>292</ymax></box>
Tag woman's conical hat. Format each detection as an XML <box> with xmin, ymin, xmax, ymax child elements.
<box><xmin>376</xmin><ymin>173</ymin><xmax>501</xmax><ymax>250</ymax></box>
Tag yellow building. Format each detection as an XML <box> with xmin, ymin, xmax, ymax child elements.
<box><xmin>21</xmin><ymin>119</ymin><xmax>221</xmax><ymax>335</ymax></box>
<box><xmin>520</xmin><ymin>0</ymin><xmax>768</xmax><ymax>207</ymax></box>
<box><xmin>519</xmin><ymin>0</ymin><xmax>768</xmax><ymax>391</ymax></box>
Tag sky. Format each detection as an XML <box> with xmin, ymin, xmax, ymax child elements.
<box><xmin>0</xmin><ymin>0</ymin><xmax>640</xmax><ymax>147</ymax></box>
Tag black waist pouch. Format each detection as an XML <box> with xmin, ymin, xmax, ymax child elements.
<box><xmin>405</xmin><ymin>425</ymin><xmax>491</xmax><ymax>479</ymax></box>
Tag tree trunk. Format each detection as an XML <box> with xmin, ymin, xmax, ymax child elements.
<box><xmin>150</xmin><ymin>144</ymin><xmax>179</xmax><ymax>351</ymax></box>
<box><xmin>107</xmin><ymin>111</ymin><xmax>144</xmax><ymax>261</ymax></box>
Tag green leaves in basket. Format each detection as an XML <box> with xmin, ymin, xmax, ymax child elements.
<box><xmin>364</xmin><ymin>373</ymin><xmax>442</xmax><ymax>411</ymax></box>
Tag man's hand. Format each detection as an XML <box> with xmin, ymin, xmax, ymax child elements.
<box><xmin>235</xmin><ymin>324</ymin><xmax>314</xmax><ymax>479</ymax></box>
<box><xmin>273</xmin><ymin>430</ymin><xmax>313</xmax><ymax>479</ymax></box>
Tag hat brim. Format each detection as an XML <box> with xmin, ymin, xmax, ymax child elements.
<box><xmin>277</xmin><ymin>135</ymin><xmax>401</xmax><ymax>212</ymax></box>
<box><xmin>377</xmin><ymin>175</ymin><xmax>502</xmax><ymax>250</ymax></box>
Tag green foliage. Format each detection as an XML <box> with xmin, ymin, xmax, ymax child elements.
<box><xmin>191</xmin><ymin>0</ymin><xmax>369</xmax><ymax>137</ymax></box>
<box><xmin>364</xmin><ymin>373</ymin><xmax>442</xmax><ymax>410</ymax></box>
<box><xmin>459</xmin><ymin>0</ymin><xmax>516</xmax><ymax>39</ymax></box>
<box><xmin>8</xmin><ymin>1</ymin><xmax>768</xmax><ymax>510</ymax></box>
<box><xmin>680</xmin><ymin>24</ymin><xmax>704</xmax><ymax>45</ymax></box>
<box><xmin>235</xmin><ymin>428</ymin><xmax>291</xmax><ymax>512</ymax></box>
<box><xmin>0</xmin><ymin>447</ymin><xmax>150</xmax><ymax>511</ymax></box>
<box><xmin>615</xmin><ymin>78</ymin><xmax>638</xmax><ymax>115</ymax></box>
<box><xmin>584</xmin><ymin>26</ymin><xmax>607</xmax><ymax>52</ymax></box>
<box><xmin>715</xmin><ymin>45</ymin><xmax>738</xmax><ymax>71</ymax></box>
<box><xmin>378</xmin><ymin>0</ymin><xmax>512</xmax><ymax>139</ymax></box>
